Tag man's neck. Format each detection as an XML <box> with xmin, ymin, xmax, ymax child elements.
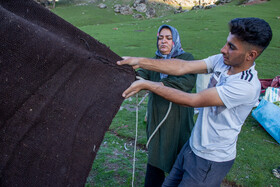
<box><xmin>228</xmin><ymin>62</ymin><xmax>254</xmax><ymax>75</ymax></box>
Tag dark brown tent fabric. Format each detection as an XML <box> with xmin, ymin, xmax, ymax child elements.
<box><xmin>0</xmin><ymin>0</ymin><xmax>135</xmax><ymax>186</ymax></box>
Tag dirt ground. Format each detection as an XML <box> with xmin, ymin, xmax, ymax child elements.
<box><xmin>222</xmin><ymin>179</ymin><xmax>242</xmax><ymax>187</ymax></box>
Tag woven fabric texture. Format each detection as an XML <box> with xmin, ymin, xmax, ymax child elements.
<box><xmin>0</xmin><ymin>0</ymin><xmax>135</xmax><ymax>186</ymax></box>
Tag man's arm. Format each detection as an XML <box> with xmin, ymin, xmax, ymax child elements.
<box><xmin>122</xmin><ymin>79</ymin><xmax>224</xmax><ymax>108</ymax></box>
<box><xmin>117</xmin><ymin>57</ymin><xmax>208</xmax><ymax>75</ymax></box>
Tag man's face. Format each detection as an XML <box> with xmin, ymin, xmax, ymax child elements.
<box><xmin>220</xmin><ymin>33</ymin><xmax>249</xmax><ymax>67</ymax></box>
<box><xmin>158</xmin><ymin>28</ymin><xmax>173</xmax><ymax>55</ymax></box>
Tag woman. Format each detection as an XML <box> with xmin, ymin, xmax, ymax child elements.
<box><xmin>137</xmin><ymin>25</ymin><xmax>196</xmax><ymax>187</ymax></box>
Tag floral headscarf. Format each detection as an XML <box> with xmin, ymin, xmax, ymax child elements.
<box><xmin>155</xmin><ymin>24</ymin><xmax>185</xmax><ymax>79</ymax></box>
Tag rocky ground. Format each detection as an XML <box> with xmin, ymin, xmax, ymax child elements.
<box><xmin>80</xmin><ymin>0</ymin><xmax>268</xmax><ymax>19</ymax></box>
<box><xmin>37</xmin><ymin>0</ymin><xmax>269</xmax><ymax>20</ymax></box>
<box><xmin>244</xmin><ymin>0</ymin><xmax>268</xmax><ymax>5</ymax></box>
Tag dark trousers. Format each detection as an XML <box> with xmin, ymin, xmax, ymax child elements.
<box><xmin>162</xmin><ymin>141</ymin><xmax>235</xmax><ymax>187</ymax></box>
<box><xmin>144</xmin><ymin>163</ymin><xmax>165</xmax><ymax>187</ymax></box>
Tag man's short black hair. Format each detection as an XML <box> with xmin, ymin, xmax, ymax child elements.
<box><xmin>229</xmin><ymin>17</ymin><xmax>272</xmax><ymax>51</ymax></box>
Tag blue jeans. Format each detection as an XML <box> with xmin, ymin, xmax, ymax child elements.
<box><xmin>162</xmin><ymin>141</ymin><xmax>234</xmax><ymax>187</ymax></box>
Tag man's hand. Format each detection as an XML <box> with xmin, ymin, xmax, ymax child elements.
<box><xmin>117</xmin><ymin>57</ymin><xmax>142</xmax><ymax>69</ymax></box>
<box><xmin>122</xmin><ymin>79</ymin><xmax>163</xmax><ymax>98</ymax></box>
<box><xmin>122</xmin><ymin>79</ymin><xmax>148</xmax><ymax>98</ymax></box>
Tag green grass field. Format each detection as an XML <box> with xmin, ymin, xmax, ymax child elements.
<box><xmin>53</xmin><ymin>0</ymin><xmax>280</xmax><ymax>186</ymax></box>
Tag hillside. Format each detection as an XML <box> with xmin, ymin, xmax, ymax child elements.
<box><xmin>52</xmin><ymin>0</ymin><xmax>280</xmax><ymax>186</ymax></box>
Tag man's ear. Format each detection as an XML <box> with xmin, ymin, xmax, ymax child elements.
<box><xmin>246</xmin><ymin>49</ymin><xmax>259</xmax><ymax>61</ymax></box>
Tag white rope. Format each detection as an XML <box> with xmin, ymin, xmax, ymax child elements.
<box><xmin>131</xmin><ymin>94</ymin><xmax>138</xmax><ymax>187</ymax></box>
<box><xmin>132</xmin><ymin>92</ymin><xmax>148</xmax><ymax>187</ymax></box>
<box><xmin>131</xmin><ymin>75</ymin><xmax>172</xmax><ymax>186</ymax></box>
<box><xmin>146</xmin><ymin>102</ymin><xmax>172</xmax><ymax>149</ymax></box>
<box><xmin>132</xmin><ymin>76</ymin><xmax>147</xmax><ymax>187</ymax></box>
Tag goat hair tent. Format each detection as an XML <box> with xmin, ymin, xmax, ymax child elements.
<box><xmin>0</xmin><ymin>0</ymin><xmax>136</xmax><ymax>186</ymax></box>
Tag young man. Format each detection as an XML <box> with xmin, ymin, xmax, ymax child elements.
<box><xmin>117</xmin><ymin>17</ymin><xmax>272</xmax><ymax>186</ymax></box>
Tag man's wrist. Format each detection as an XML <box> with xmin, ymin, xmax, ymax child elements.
<box><xmin>147</xmin><ymin>81</ymin><xmax>164</xmax><ymax>92</ymax></box>
<box><xmin>138</xmin><ymin>57</ymin><xmax>146</xmax><ymax>68</ymax></box>
<box><xmin>139</xmin><ymin>57</ymin><xmax>152</xmax><ymax>69</ymax></box>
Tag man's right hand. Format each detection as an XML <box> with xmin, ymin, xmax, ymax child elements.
<box><xmin>117</xmin><ymin>57</ymin><xmax>142</xmax><ymax>69</ymax></box>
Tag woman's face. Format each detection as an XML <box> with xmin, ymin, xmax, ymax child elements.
<box><xmin>158</xmin><ymin>28</ymin><xmax>173</xmax><ymax>55</ymax></box>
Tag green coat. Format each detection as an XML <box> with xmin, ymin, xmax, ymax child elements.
<box><xmin>137</xmin><ymin>52</ymin><xmax>196</xmax><ymax>173</ymax></box>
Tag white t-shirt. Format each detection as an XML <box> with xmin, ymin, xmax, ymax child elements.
<box><xmin>190</xmin><ymin>54</ymin><xmax>261</xmax><ymax>162</ymax></box>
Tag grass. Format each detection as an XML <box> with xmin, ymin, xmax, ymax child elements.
<box><xmin>86</xmin><ymin>132</ymin><xmax>147</xmax><ymax>186</ymax></box>
<box><xmin>52</xmin><ymin>0</ymin><xmax>280</xmax><ymax>186</ymax></box>
<box><xmin>86</xmin><ymin>95</ymin><xmax>148</xmax><ymax>186</ymax></box>
<box><xmin>229</xmin><ymin>114</ymin><xmax>280</xmax><ymax>186</ymax></box>
<box><xmin>76</xmin><ymin>0</ymin><xmax>280</xmax><ymax>78</ymax></box>
<box><xmin>52</xmin><ymin>1</ymin><xmax>136</xmax><ymax>27</ymax></box>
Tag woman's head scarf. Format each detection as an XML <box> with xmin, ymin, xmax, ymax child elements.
<box><xmin>155</xmin><ymin>24</ymin><xmax>185</xmax><ymax>79</ymax></box>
